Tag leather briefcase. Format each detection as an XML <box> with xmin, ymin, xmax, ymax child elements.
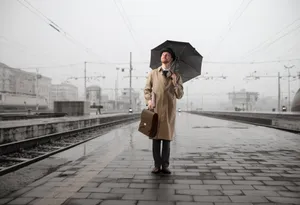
<box><xmin>138</xmin><ymin>109</ymin><xmax>158</xmax><ymax>139</ymax></box>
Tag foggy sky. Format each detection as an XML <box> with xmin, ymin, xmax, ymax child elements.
<box><xmin>0</xmin><ymin>0</ymin><xmax>299</xmax><ymax>109</ymax></box>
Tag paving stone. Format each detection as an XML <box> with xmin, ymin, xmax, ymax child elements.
<box><xmin>159</xmin><ymin>184</ymin><xmax>189</xmax><ymax>189</ymax></box>
<box><xmin>176</xmin><ymin>189</ymin><xmax>209</xmax><ymax>195</ymax></box>
<box><xmin>229</xmin><ymin>196</ymin><xmax>268</xmax><ymax>203</ymax></box>
<box><xmin>144</xmin><ymin>179</ymin><xmax>174</xmax><ymax>184</ymax></box>
<box><xmin>118</xmin><ymin>179</ymin><xmax>144</xmax><ymax>183</ymax></box>
<box><xmin>7</xmin><ymin>187</ymin><xmax>34</xmax><ymax>198</ymax></box>
<box><xmin>29</xmin><ymin>198</ymin><xmax>67</xmax><ymax>205</ymax></box>
<box><xmin>221</xmin><ymin>190</ymin><xmax>244</xmax><ymax>196</ymax></box>
<box><xmin>69</xmin><ymin>192</ymin><xmax>90</xmax><ymax>199</ymax></box>
<box><xmin>242</xmin><ymin>190</ymin><xmax>280</xmax><ymax>196</ymax></box>
<box><xmin>0</xmin><ymin>198</ymin><xmax>13</xmax><ymax>205</ymax></box>
<box><xmin>244</xmin><ymin>177</ymin><xmax>274</xmax><ymax>181</ymax></box>
<box><xmin>100</xmin><ymin>200</ymin><xmax>137</xmax><ymax>205</ymax></box>
<box><xmin>208</xmin><ymin>190</ymin><xmax>223</xmax><ymax>195</ymax></box>
<box><xmin>214</xmin><ymin>203</ymin><xmax>253</xmax><ymax>205</ymax></box>
<box><xmin>190</xmin><ymin>185</ymin><xmax>222</xmax><ymax>190</ymax></box>
<box><xmin>63</xmin><ymin>199</ymin><xmax>101</xmax><ymax>205</ymax></box>
<box><xmin>143</xmin><ymin>189</ymin><xmax>175</xmax><ymax>195</ymax></box>
<box><xmin>266</xmin><ymin>197</ymin><xmax>300</xmax><ymax>204</ymax></box>
<box><xmin>222</xmin><ymin>185</ymin><xmax>254</xmax><ymax>190</ymax></box>
<box><xmin>285</xmin><ymin>186</ymin><xmax>300</xmax><ymax>192</ymax></box>
<box><xmin>122</xmin><ymin>194</ymin><xmax>156</xmax><ymax>201</ymax></box>
<box><xmin>263</xmin><ymin>181</ymin><xmax>295</xmax><ymax>186</ymax></box>
<box><xmin>176</xmin><ymin>202</ymin><xmax>213</xmax><ymax>205</ymax></box>
<box><xmin>129</xmin><ymin>183</ymin><xmax>159</xmax><ymax>189</ymax></box>
<box><xmin>99</xmin><ymin>182</ymin><xmax>129</xmax><ymax>188</ymax></box>
<box><xmin>79</xmin><ymin>187</ymin><xmax>111</xmax><ymax>193</ymax></box>
<box><xmin>216</xmin><ymin>176</ymin><xmax>244</xmax><ymax>180</ymax></box>
<box><xmin>83</xmin><ymin>182</ymin><xmax>99</xmax><ymax>188</ymax></box>
<box><xmin>174</xmin><ymin>179</ymin><xmax>202</xmax><ymax>184</ymax></box>
<box><xmin>277</xmin><ymin>191</ymin><xmax>300</xmax><ymax>197</ymax></box>
<box><xmin>233</xmin><ymin>180</ymin><xmax>263</xmax><ymax>185</ymax></box>
<box><xmin>193</xmin><ymin>196</ymin><xmax>231</xmax><ymax>202</ymax></box>
<box><xmin>253</xmin><ymin>185</ymin><xmax>287</xmax><ymax>191</ymax></box>
<box><xmin>88</xmin><ymin>193</ymin><xmax>124</xmax><ymax>200</ymax></box>
<box><xmin>111</xmin><ymin>188</ymin><xmax>143</xmax><ymax>194</ymax></box>
<box><xmin>7</xmin><ymin>198</ymin><xmax>35</xmax><ymax>205</ymax></box>
<box><xmin>227</xmin><ymin>173</ymin><xmax>253</xmax><ymax>176</ymax></box>
<box><xmin>137</xmin><ymin>202</ymin><xmax>175</xmax><ymax>205</ymax></box>
<box><xmin>203</xmin><ymin>180</ymin><xmax>233</xmax><ymax>185</ymax></box>
<box><xmin>158</xmin><ymin>194</ymin><xmax>193</xmax><ymax>201</ymax></box>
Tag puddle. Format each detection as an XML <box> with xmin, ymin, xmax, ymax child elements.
<box><xmin>192</xmin><ymin>126</ymin><xmax>248</xmax><ymax>129</ymax></box>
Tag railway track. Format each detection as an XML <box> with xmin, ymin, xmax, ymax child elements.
<box><xmin>0</xmin><ymin>114</ymin><xmax>140</xmax><ymax>176</ymax></box>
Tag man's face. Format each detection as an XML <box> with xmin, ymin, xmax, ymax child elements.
<box><xmin>161</xmin><ymin>52</ymin><xmax>172</xmax><ymax>64</ymax></box>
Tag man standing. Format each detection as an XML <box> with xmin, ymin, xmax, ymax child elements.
<box><xmin>144</xmin><ymin>47</ymin><xmax>184</xmax><ymax>174</ymax></box>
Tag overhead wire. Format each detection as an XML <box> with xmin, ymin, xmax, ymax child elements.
<box><xmin>112</xmin><ymin>0</ymin><xmax>143</xmax><ymax>55</ymax></box>
<box><xmin>206</xmin><ymin>0</ymin><xmax>253</xmax><ymax>59</ymax></box>
<box><xmin>240</xmin><ymin>17</ymin><xmax>300</xmax><ymax>60</ymax></box>
<box><xmin>17</xmin><ymin>0</ymin><xmax>109</xmax><ymax>63</ymax></box>
<box><xmin>17</xmin><ymin>58</ymin><xmax>300</xmax><ymax>70</ymax></box>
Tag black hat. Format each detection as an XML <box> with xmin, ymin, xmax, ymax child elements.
<box><xmin>160</xmin><ymin>47</ymin><xmax>176</xmax><ymax>60</ymax></box>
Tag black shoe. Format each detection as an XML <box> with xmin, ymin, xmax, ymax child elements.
<box><xmin>151</xmin><ymin>167</ymin><xmax>161</xmax><ymax>174</ymax></box>
<box><xmin>162</xmin><ymin>167</ymin><xmax>171</xmax><ymax>174</ymax></box>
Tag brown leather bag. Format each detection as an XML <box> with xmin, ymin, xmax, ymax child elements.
<box><xmin>138</xmin><ymin>92</ymin><xmax>158</xmax><ymax>139</ymax></box>
<box><xmin>138</xmin><ymin>109</ymin><xmax>158</xmax><ymax>139</ymax></box>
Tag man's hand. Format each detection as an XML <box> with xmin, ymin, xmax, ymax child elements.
<box><xmin>148</xmin><ymin>100</ymin><xmax>154</xmax><ymax>109</ymax></box>
<box><xmin>171</xmin><ymin>73</ymin><xmax>177</xmax><ymax>86</ymax></box>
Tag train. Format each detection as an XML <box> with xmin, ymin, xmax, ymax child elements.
<box><xmin>291</xmin><ymin>88</ymin><xmax>300</xmax><ymax>112</ymax></box>
<box><xmin>0</xmin><ymin>93</ymin><xmax>48</xmax><ymax>112</ymax></box>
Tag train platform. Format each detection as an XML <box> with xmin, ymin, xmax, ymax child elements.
<box><xmin>0</xmin><ymin>113</ymin><xmax>130</xmax><ymax>129</ymax></box>
<box><xmin>0</xmin><ymin>112</ymin><xmax>300</xmax><ymax>205</ymax></box>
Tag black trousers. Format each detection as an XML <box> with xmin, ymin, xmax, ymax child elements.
<box><xmin>152</xmin><ymin>139</ymin><xmax>170</xmax><ymax>168</ymax></box>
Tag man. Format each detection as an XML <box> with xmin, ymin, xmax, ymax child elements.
<box><xmin>144</xmin><ymin>47</ymin><xmax>184</xmax><ymax>174</ymax></box>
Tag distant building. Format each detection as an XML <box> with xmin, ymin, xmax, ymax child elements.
<box><xmin>49</xmin><ymin>83</ymin><xmax>78</xmax><ymax>109</ymax></box>
<box><xmin>86</xmin><ymin>85</ymin><xmax>101</xmax><ymax>106</ymax></box>
<box><xmin>120</xmin><ymin>88</ymin><xmax>141</xmax><ymax>111</ymax></box>
<box><xmin>0</xmin><ymin>62</ymin><xmax>51</xmax><ymax>111</ymax></box>
<box><xmin>228</xmin><ymin>89</ymin><xmax>259</xmax><ymax>111</ymax></box>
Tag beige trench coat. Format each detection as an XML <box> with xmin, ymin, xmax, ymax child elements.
<box><xmin>144</xmin><ymin>66</ymin><xmax>184</xmax><ymax>141</ymax></box>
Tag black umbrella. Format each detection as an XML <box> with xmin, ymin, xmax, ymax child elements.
<box><xmin>150</xmin><ymin>40</ymin><xmax>203</xmax><ymax>83</ymax></box>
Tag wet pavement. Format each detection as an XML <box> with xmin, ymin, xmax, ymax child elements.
<box><xmin>0</xmin><ymin>112</ymin><xmax>300</xmax><ymax>205</ymax></box>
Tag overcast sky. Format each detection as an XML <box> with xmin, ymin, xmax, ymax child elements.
<box><xmin>0</xmin><ymin>0</ymin><xmax>299</xmax><ymax>109</ymax></box>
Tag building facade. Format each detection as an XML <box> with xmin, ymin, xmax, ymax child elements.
<box><xmin>0</xmin><ymin>62</ymin><xmax>52</xmax><ymax>111</ymax></box>
<box><xmin>228</xmin><ymin>89</ymin><xmax>259</xmax><ymax>111</ymax></box>
<box><xmin>120</xmin><ymin>88</ymin><xmax>141</xmax><ymax>111</ymax></box>
<box><xmin>49</xmin><ymin>83</ymin><xmax>78</xmax><ymax>109</ymax></box>
<box><xmin>86</xmin><ymin>85</ymin><xmax>101</xmax><ymax>106</ymax></box>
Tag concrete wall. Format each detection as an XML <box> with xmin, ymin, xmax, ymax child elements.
<box><xmin>54</xmin><ymin>101</ymin><xmax>90</xmax><ymax>116</ymax></box>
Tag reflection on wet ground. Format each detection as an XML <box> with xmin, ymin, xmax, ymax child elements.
<box><xmin>1</xmin><ymin>113</ymin><xmax>300</xmax><ymax>205</ymax></box>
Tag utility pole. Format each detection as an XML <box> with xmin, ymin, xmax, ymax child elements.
<box><xmin>129</xmin><ymin>52</ymin><xmax>132</xmax><ymax>109</ymax></box>
<box><xmin>35</xmin><ymin>68</ymin><xmax>39</xmax><ymax>111</ymax></box>
<box><xmin>186</xmin><ymin>86</ymin><xmax>189</xmax><ymax>111</ymax></box>
<box><xmin>278</xmin><ymin>72</ymin><xmax>281</xmax><ymax>112</ymax></box>
<box><xmin>84</xmin><ymin>61</ymin><xmax>87</xmax><ymax>101</ymax></box>
<box><xmin>284</xmin><ymin>65</ymin><xmax>295</xmax><ymax>111</ymax></box>
<box><xmin>115</xmin><ymin>67</ymin><xmax>119</xmax><ymax>109</ymax></box>
<box><xmin>245</xmin><ymin>71</ymin><xmax>298</xmax><ymax>112</ymax></box>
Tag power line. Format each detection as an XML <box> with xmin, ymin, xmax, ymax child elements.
<box><xmin>241</xmin><ymin>18</ymin><xmax>300</xmax><ymax>60</ymax></box>
<box><xmin>16</xmin><ymin>57</ymin><xmax>300</xmax><ymax>70</ymax></box>
<box><xmin>17</xmin><ymin>0</ymin><xmax>108</xmax><ymax>63</ymax></box>
<box><xmin>112</xmin><ymin>0</ymin><xmax>143</xmax><ymax>54</ymax></box>
<box><xmin>206</xmin><ymin>0</ymin><xmax>253</xmax><ymax>59</ymax></box>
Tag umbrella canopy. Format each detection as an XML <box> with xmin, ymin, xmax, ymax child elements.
<box><xmin>150</xmin><ymin>40</ymin><xmax>203</xmax><ymax>83</ymax></box>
